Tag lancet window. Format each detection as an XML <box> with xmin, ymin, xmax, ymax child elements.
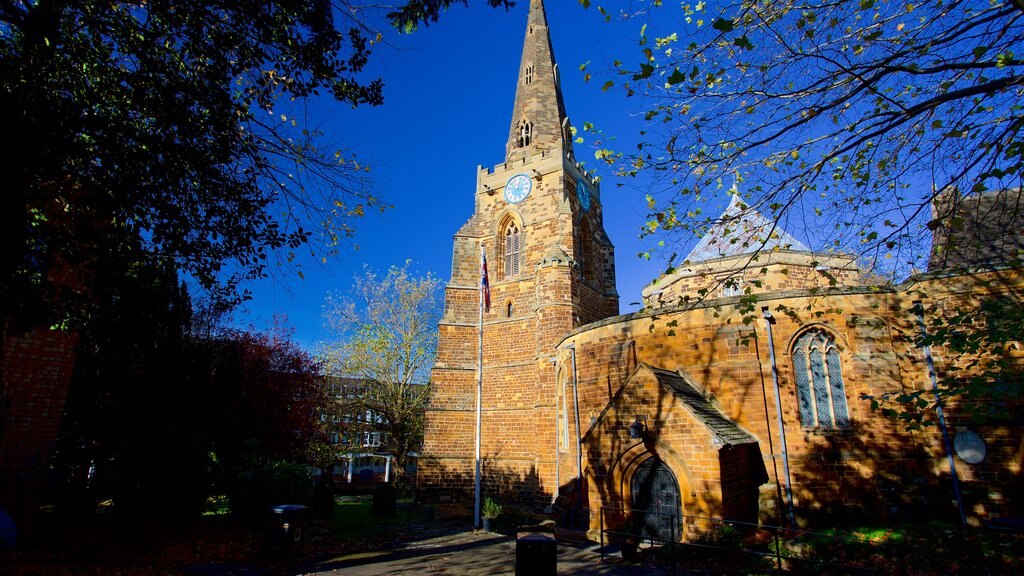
<box><xmin>791</xmin><ymin>329</ymin><xmax>850</xmax><ymax>428</ymax></box>
<box><xmin>503</xmin><ymin>220</ymin><xmax>522</xmax><ymax>278</ymax></box>
<box><xmin>517</xmin><ymin>119</ymin><xmax>533</xmax><ymax>148</ymax></box>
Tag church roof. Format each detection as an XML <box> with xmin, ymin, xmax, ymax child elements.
<box><xmin>644</xmin><ymin>365</ymin><xmax>757</xmax><ymax>446</ymax></box>
<box><xmin>686</xmin><ymin>193</ymin><xmax>809</xmax><ymax>263</ymax></box>
<box><xmin>929</xmin><ymin>187</ymin><xmax>1024</xmax><ymax>271</ymax></box>
<box><xmin>505</xmin><ymin>0</ymin><xmax>571</xmax><ymax>162</ymax></box>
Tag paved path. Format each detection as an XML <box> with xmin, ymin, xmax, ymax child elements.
<box><xmin>298</xmin><ymin>529</ymin><xmax>670</xmax><ymax>576</ymax></box>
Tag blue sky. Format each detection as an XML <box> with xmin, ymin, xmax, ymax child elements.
<box><xmin>236</xmin><ymin>1</ymin><xmax>676</xmax><ymax>350</ymax></box>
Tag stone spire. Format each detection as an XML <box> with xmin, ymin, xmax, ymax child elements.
<box><xmin>505</xmin><ymin>0</ymin><xmax>571</xmax><ymax>162</ymax></box>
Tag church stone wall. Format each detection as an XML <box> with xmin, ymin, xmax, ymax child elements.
<box><xmin>560</xmin><ymin>268</ymin><xmax>1023</xmax><ymax>528</ymax></box>
<box><xmin>645</xmin><ymin>252</ymin><xmax>861</xmax><ymax>308</ymax></box>
<box><xmin>421</xmin><ymin>147</ymin><xmax>618</xmax><ymax>508</ymax></box>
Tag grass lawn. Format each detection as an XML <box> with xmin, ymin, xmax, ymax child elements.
<box><xmin>7</xmin><ymin>498</ymin><xmax>1019</xmax><ymax>575</ymax></box>
<box><xmin>328</xmin><ymin>496</ymin><xmax>420</xmax><ymax>538</ymax></box>
<box><xmin>0</xmin><ymin>495</ymin><xmax>449</xmax><ymax>575</ymax></box>
<box><xmin>641</xmin><ymin>521</ymin><xmax>1024</xmax><ymax>575</ymax></box>
<box><xmin>782</xmin><ymin>521</ymin><xmax>1024</xmax><ymax>575</ymax></box>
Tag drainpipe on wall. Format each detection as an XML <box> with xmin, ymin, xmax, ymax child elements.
<box><xmin>762</xmin><ymin>307</ymin><xmax>797</xmax><ymax>528</ymax></box>
<box><xmin>567</xmin><ymin>343</ymin><xmax>584</xmax><ymax>500</ymax></box>
<box><xmin>551</xmin><ymin>356</ymin><xmax>560</xmax><ymax>511</ymax></box>
<box><xmin>914</xmin><ymin>301</ymin><xmax>967</xmax><ymax>525</ymax></box>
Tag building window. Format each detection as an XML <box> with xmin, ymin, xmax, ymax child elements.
<box><xmin>503</xmin><ymin>221</ymin><xmax>522</xmax><ymax>277</ymax></box>
<box><xmin>525</xmin><ymin>65</ymin><xmax>535</xmax><ymax>85</ymax></box>
<box><xmin>792</xmin><ymin>329</ymin><xmax>850</xmax><ymax>428</ymax></box>
<box><xmin>574</xmin><ymin>216</ymin><xmax>592</xmax><ymax>282</ymax></box>
<box><xmin>507</xmin><ymin>301</ymin><xmax>513</xmax><ymax>318</ymax></box>
<box><xmin>517</xmin><ymin>119</ymin><xmax>533</xmax><ymax>148</ymax></box>
<box><xmin>722</xmin><ymin>279</ymin><xmax>742</xmax><ymax>297</ymax></box>
<box><xmin>364</xmin><ymin>432</ymin><xmax>382</xmax><ymax>448</ymax></box>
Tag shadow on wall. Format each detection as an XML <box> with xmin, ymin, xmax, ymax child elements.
<box><xmin>788</xmin><ymin>391</ymin><xmax>1024</xmax><ymax>527</ymax></box>
<box><xmin>415</xmin><ymin>459</ymin><xmax>544</xmax><ymax>510</ymax></box>
<box><xmin>577</xmin><ymin>266</ymin><xmax>1023</xmax><ymax>533</ymax></box>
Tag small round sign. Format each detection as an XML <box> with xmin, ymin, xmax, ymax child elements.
<box><xmin>953</xmin><ymin>430</ymin><xmax>987</xmax><ymax>464</ymax></box>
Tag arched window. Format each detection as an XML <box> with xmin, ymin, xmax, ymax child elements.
<box><xmin>517</xmin><ymin>119</ymin><xmax>533</xmax><ymax>148</ymax></box>
<box><xmin>507</xmin><ymin>301</ymin><xmax>514</xmax><ymax>318</ymax></box>
<box><xmin>722</xmin><ymin>278</ymin><xmax>743</xmax><ymax>297</ymax></box>
<box><xmin>503</xmin><ymin>220</ymin><xmax>522</xmax><ymax>278</ymax></box>
<box><xmin>524</xmin><ymin>64</ymin><xmax>535</xmax><ymax>85</ymax></box>
<box><xmin>792</xmin><ymin>329</ymin><xmax>850</xmax><ymax>428</ymax></box>
<box><xmin>574</xmin><ymin>217</ymin><xmax>592</xmax><ymax>282</ymax></box>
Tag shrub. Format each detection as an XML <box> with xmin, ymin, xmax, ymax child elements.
<box><xmin>233</xmin><ymin>460</ymin><xmax>313</xmax><ymax>517</ymax></box>
<box><xmin>482</xmin><ymin>497</ymin><xmax>503</xmax><ymax>519</ymax></box>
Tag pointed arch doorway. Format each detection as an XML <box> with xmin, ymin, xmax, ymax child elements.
<box><xmin>630</xmin><ymin>457</ymin><xmax>682</xmax><ymax>542</ymax></box>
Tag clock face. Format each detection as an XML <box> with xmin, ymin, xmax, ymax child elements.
<box><xmin>504</xmin><ymin>173</ymin><xmax>532</xmax><ymax>204</ymax></box>
<box><xmin>576</xmin><ymin>177</ymin><xmax>591</xmax><ymax>212</ymax></box>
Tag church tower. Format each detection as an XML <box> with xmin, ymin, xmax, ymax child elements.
<box><xmin>418</xmin><ymin>0</ymin><xmax>618</xmax><ymax>507</ymax></box>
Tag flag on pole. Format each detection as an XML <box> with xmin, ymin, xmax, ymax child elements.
<box><xmin>481</xmin><ymin>247</ymin><xmax>491</xmax><ymax>313</ymax></box>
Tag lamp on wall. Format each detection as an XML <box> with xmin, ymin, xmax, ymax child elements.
<box><xmin>628</xmin><ymin>415</ymin><xmax>648</xmax><ymax>440</ymax></box>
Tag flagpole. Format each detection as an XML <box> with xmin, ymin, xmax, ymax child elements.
<box><xmin>474</xmin><ymin>246</ymin><xmax>484</xmax><ymax>529</ymax></box>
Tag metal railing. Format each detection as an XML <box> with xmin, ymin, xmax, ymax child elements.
<box><xmin>597</xmin><ymin>506</ymin><xmax>891</xmax><ymax>574</ymax></box>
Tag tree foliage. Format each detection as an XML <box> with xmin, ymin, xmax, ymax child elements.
<box><xmin>320</xmin><ymin>262</ymin><xmax>441</xmax><ymax>485</ymax></box>
<box><xmin>866</xmin><ymin>295</ymin><xmax>1024</xmax><ymax>430</ymax></box>
<box><xmin>2</xmin><ymin>0</ymin><xmax>378</xmax><ymax>328</ymax></box>
<box><xmin>387</xmin><ymin>0</ymin><xmax>513</xmax><ymax>33</ymax></box>
<box><xmin>0</xmin><ymin>0</ymin><xmax>514</xmax><ymax>332</ymax></box>
<box><xmin>583</xmin><ymin>0</ymin><xmax>1024</xmax><ymax>275</ymax></box>
<box><xmin>52</xmin><ymin>266</ymin><xmax>326</xmax><ymax>520</ymax></box>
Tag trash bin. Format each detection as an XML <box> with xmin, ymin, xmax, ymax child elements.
<box><xmin>312</xmin><ymin>480</ymin><xmax>335</xmax><ymax>521</ymax></box>
<box><xmin>265</xmin><ymin>504</ymin><xmax>310</xmax><ymax>554</ymax></box>
<box><xmin>371</xmin><ymin>483</ymin><xmax>397</xmax><ymax>517</ymax></box>
<box><xmin>515</xmin><ymin>532</ymin><xmax>556</xmax><ymax>576</ymax></box>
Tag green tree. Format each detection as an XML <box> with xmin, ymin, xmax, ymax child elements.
<box><xmin>0</xmin><ymin>0</ymin><xmax>513</xmax><ymax>332</ymax></box>
<box><xmin>53</xmin><ymin>296</ymin><xmax>327</xmax><ymax>521</ymax></box>
<box><xmin>866</xmin><ymin>296</ymin><xmax>1024</xmax><ymax>430</ymax></box>
<box><xmin>583</xmin><ymin>0</ymin><xmax>1023</xmax><ymax>275</ymax></box>
<box><xmin>204</xmin><ymin>324</ymin><xmax>327</xmax><ymax>516</ymax></box>
<box><xmin>51</xmin><ymin>252</ymin><xmax>206</xmax><ymax>520</ymax></box>
<box><xmin>581</xmin><ymin>0</ymin><xmax>1024</xmax><ymax>425</ymax></box>
<box><xmin>0</xmin><ymin>0</ymin><xmax>513</xmax><ymax>460</ymax></box>
<box><xmin>1</xmin><ymin>0</ymin><xmax>368</xmax><ymax>330</ymax></box>
<box><xmin>320</xmin><ymin>263</ymin><xmax>441</xmax><ymax>487</ymax></box>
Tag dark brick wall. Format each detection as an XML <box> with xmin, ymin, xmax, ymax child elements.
<box><xmin>1</xmin><ymin>327</ymin><xmax>78</xmax><ymax>519</ymax></box>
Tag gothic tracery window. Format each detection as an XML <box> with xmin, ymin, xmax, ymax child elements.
<box><xmin>791</xmin><ymin>329</ymin><xmax>850</xmax><ymax>428</ymax></box>
<box><xmin>503</xmin><ymin>220</ymin><xmax>522</xmax><ymax>277</ymax></box>
<box><xmin>517</xmin><ymin>119</ymin><xmax>533</xmax><ymax>148</ymax></box>
<box><xmin>575</xmin><ymin>216</ymin><xmax>592</xmax><ymax>282</ymax></box>
<box><xmin>525</xmin><ymin>65</ymin><xmax>535</xmax><ymax>85</ymax></box>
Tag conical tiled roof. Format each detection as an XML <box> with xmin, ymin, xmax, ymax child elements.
<box><xmin>685</xmin><ymin>194</ymin><xmax>808</xmax><ymax>263</ymax></box>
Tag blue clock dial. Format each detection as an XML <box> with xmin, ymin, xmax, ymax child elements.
<box><xmin>576</xmin><ymin>177</ymin><xmax>591</xmax><ymax>212</ymax></box>
<box><xmin>504</xmin><ymin>173</ymin><xmax>533</xmax><ymax>204</ymax></box>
